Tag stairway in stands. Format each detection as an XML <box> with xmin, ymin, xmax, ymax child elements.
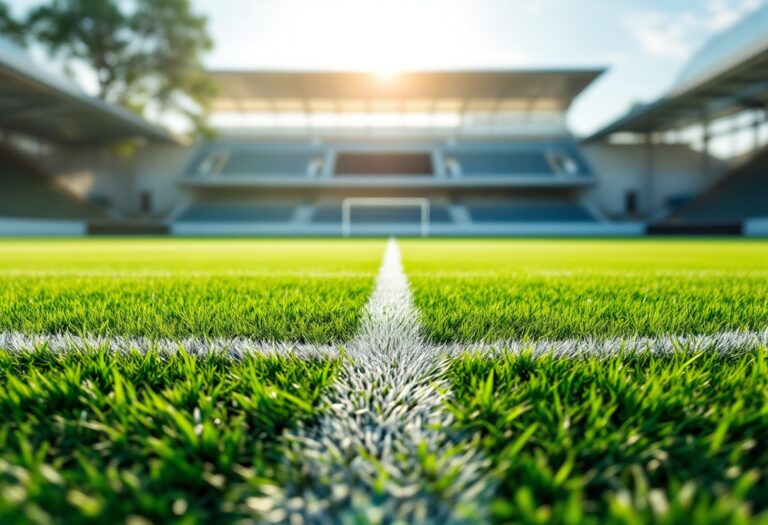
<box><xmin>671</xmin><ymin>145</ymin><xmax>768</xmax><ymax>223</ymax></box>
<box><xmin>0</xmin><ymin>145</ymin><xmax>106</xmax><ymax>220</ymax></box>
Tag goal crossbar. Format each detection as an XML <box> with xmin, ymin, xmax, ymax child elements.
<box><xmin>342</xmin><ymin>197</ymin><xmax>430</xmax><ymax>238</ymax></box>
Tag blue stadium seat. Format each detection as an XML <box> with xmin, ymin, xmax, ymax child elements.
<box><xmin>221</xmin><ymin>151</ymin><xmax>316</xmax><ymax>175</ymax></box>
<box><xmin>443</xmin><ymin>142</ymin><xmax>593</xmax><ymax>177</ymax></box>
<box><xmin>311</xmin><ymin>206</ymin><xmax>342</xmax><ymax>223</ymax></box>
<box><xmin>673</xmin><ymin>147</ymin><xmax>768</xmax><ymax>221</ymax></box>
<box><xmin>188</xmin><ymin>145</ymin><xmax>322</xmax><ymax>177</ymax></box>
<box><xmin>467</xmin><ymin>202</ymin><xmax>595</xmax><ymax>222</ymax></box>
<box><xmin>176</xmin><ymin>203</ymin><xmax>295</xmax><ymax>222</ymax></box>
<box><xmin>452</xmin><ymin>151</ymin><xmax>554</xmax><ymax>176</ymax></box>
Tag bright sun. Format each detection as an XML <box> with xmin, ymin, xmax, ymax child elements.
<box><xmin>374</xmin><ymin>69</ymin><xmax>398</xmax><ymax>82</ymax></box>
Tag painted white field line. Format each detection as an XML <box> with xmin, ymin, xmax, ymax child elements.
<box><xmin>444</xmin><ymin>329</ymin><xmax>768</xmax><ymax>359</ymax></box>
<box><xmin>4</xmin><ymin>327</ymin><xmax>764</xmax><ymax>363</ymax></box>
<box><xmin>260</xmin><ymin>238</ymin><xmax>493</xmax><ymax>524</ymax></box>
<box><xmin>0</xmin><ymin>331</ymin><xmax>337</xmax><ymax>360</ymax></box>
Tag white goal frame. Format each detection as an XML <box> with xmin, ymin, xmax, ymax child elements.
<box><xmin>342</xmin><ymin>197</ymin><xmax>430</xmax><ymax>238</ymax></box>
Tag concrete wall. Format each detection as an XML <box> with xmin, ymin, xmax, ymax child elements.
<box><xmin>38</xmin><ymin>143</ymin><xmax>193</xmax><ymax>218</ymax></box>
<box><xmin>130</xmin><ymin>145</ymin><xmax>195</xmax><ymax>216</ymax></box>
<box><xmin>0</xmin><ymin>217</ymin><xmax>86</xmax><ymax>236</ymax></box>
<box><xmin>582</xmin><ymin>142</ymin><xmax>729</xmax><ymax>218</ymax></box>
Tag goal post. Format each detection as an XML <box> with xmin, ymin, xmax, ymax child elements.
<box><xmin>342</xmin><ymin>197</ymin><xmax>430</xmax><ymax>238</ymax></box>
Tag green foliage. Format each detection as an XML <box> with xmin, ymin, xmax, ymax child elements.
<box><xmin>448</xmin><ymin>349</ymin><xmax>768</xmax><ymax>524</ymax></box>
<box><xmin>0</xmin><ymin>239</ymin><xmax>383</xmax><ymax>343</ymax></box>
<box><xmin>401</xmin><ymin>239</ymin><xmax>768</xmax><ymax>343</ymax></box>
<box><xmin>25</xmin><ymin>0</ymin><xmax>215</xmax><ymax>136</ymax></box>
<box><xmin>0</xmin><ymin>347</ymin><xmax>340</xmax><ymax>524</ymax></box>
<box><xmin>0</xmin><ymin>1</ymin><xmax>25</xmax><ymax>43</ymax></box>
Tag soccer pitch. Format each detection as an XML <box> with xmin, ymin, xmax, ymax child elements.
<box><xmin>1</xmin><ymin>238</ymin><xmax>767</xmax><ymax>524</ymax></box>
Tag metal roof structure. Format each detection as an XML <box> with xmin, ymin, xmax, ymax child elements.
<box><xmin>0</xmin><ymin>37</ymin><xmax>178</xmax><ymax>145</ymax></box>
<box><xmin>210</xmin><ymin>69</ymin><xmax>603</xmax><ymax>107</ymax></box>
<box><xmin>589</xmin><ymin>5</ymin><xmax>768</xmax><ymax>141</ymax></box>
<box><xmin>207</xmin><ymin>69</ymin><xmax>603</xmax><ymax>135</ymax></box>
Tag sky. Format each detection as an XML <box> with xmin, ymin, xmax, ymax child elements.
<box><xmin>9</xmin><ymin>0</ymin><xmax>767</xmax><ymax>136</ymax></box>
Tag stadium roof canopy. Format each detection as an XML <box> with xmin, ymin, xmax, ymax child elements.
<box><xmin>0</xmin><ymin>37</ymin><xmax>177</xmax><ymax>145</ymax></box>
<box><xmin>207</xmin><ymin>70</ymin><xmax>603</xmax><ymax>134</ymax></box>
<box><xmin>589</xmin><ymin>5</ymin><xmax>768</xmax><ymax>141</ymax></box>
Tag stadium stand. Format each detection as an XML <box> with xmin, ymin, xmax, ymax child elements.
<box><xmin>4</xmin><ymin>5</ymin><xmax>768</xmax><ymax>237</ymax></box>
<box><xmin>465</xmin><ymin>200</ymin><xmax>596</xmax><ymax>223</ymax></box>
<box><xmin>448</xmin><ymin>151</ymin><xmax>553</xmax><ymax>176</ymax></box>
<box><xmin>189</xmin><ymin>145</ymin><xmax>323</xmax><ymax>177</ymax></box>
<box><xmin>671</xmin><ymin>146</ymin><xmax>768</xmax><ymax>222</ymax></box>
<box><xmin>0</xmin><ymin>145</ymin><xmax>106</xmax><ymax>220</ymax></box>
<box><xmin>587</xmin><ymin>3</ymin><xmax>768</xmax><ymax>234</ymax></box>
<box><xmin>175</xmin><ymin>201</ymin><xmax>297</xmax><ymax>222</ymax></box>
<box><xmin>442</xmin><ymin>142</ymin><xmax>592</xmax><ymax>177</ymax></box>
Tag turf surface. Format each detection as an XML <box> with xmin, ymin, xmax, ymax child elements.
<box><xmin>448</xmin><ymin>348</ymin><xmax>768</xmax><ymax>524</ymax></box>
<box><xmin>2</xmin><ymin>237</ymin><xmax>768</xmax><ymax>524</ymax></box>
<box><xmin>401</xmin><ymin>239</ymin><xmax>768</xmax><ymax>343</ymax></box>
<box><xmin>0</xmin><ymin>347</ymin><xmax>339</xmax><ymax>524</ymax></box>
<box><xmin>0</xmin><ymin>239</ymin><xmax>383</xmax><ymax>343</ymax></box>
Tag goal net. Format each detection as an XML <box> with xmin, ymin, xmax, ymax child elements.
<box><xmin>342</xmin><ymin>197</ymin><xmax>430</xmax><ymax>238</ymax></box>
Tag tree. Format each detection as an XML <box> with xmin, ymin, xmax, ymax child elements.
<box><xmin>0</xmin><ymin>1</ymin><xmax>26</xmax><ymax>43</ymax></box>
<box><xmin>27</xmin><ymin>0</ymin><xmax>215</xmax><ymax>136</ymax></box>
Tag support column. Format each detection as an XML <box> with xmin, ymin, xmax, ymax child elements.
<box><xmin>645</xmin><ymin>132</ymin><xmax>656</xmax><ymax>216</ymax></box>
<box><xmin>701</xmin><ymin>114</ymin><xmax>711</xmax><ymax>181</ymax></box>
<box><xmin>755</xmin><ymin>108</ymin><xmax>765</xmax><ymax>152</ymax></box>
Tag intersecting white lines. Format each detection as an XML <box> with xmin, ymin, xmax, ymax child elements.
<box><xmin>264</xmin><ymin>238</ymin><xmax>494</xmax><ymax>524</ymax></box>
<box><xmin>3</xmin><ymin>240</ymin><xmax>767</xmax><ymax>525</ymax></box>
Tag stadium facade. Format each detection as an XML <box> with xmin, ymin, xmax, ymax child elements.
<box><xmin>1</xmin><ymin>6</ymin><xmax>767</xmax><ymax>237</ymax></box>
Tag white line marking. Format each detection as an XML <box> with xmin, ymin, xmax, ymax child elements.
<box><xmin>4</xmin><ymin>328</ymin><xmax>764</xmax><ymax>362</ymax></box>
<box><xmin>444</xmin><ymin>330</ymin><xmax>768</xmax><ymax>358</ymax></box>
<box><xmin>265</xmin><ymin>238</ymin><xmax>493</xmax><ymax>523</ymax></box>
<box><xmin>0</xmin><ymin>331</ymin><xmax>337</xmax><ymax>360</ymax></box>
<box><xmin>4</xmin><ymin>242</ymin><xmax>768</xmax><ymax>523</ymax></box>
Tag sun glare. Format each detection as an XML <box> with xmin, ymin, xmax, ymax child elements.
<box><xmin>374</xmin><ymin>69</ymin><xmax>398</xmax><ymax>82</ymax></box>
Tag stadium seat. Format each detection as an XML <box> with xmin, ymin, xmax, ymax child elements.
<box><xmin>466</xmin><ymin>201</ymin><xmax>596</xmax><ymax>222</ymax></box>
<box><xmin>671</xmin><ymin>147</ymin><xmax>768</xmax><ymax>222</ymax></box>
<box><xmin>189</xmin><ymin>145</ymin><xmax>322</xmax><ymax>176</ymax></box>
<box><xmin>443</xmin><ymin>142</ymin><xmax>592</xmax><ymax>177</ymax></box>
<box><xmin>450</xmin><ymin>151</ymin><xmax>554</xmax><ymax>176</ymax></box>
<box><xmin>0</xmin><ymin>146</ymin><xmax>107</xmax><ymax>220</ymax></box>
<box><xmin>175</xmin><ymin>202</ymin><xmax>296</xmax><ymax>222</ymax></box>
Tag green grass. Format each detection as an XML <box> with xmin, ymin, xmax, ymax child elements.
<box><xmin>448</xmin><ymin>349</ymin><xmax>768</xmax><ymax>524</ymax></box>
<box><xmin>4</xmin><ymin>236</ymin><xmax>768</xmax><ymax>524</ymax></box>
<box><xmin>0</xmin><ymin>347</ymin><xmax>340</xmax><ymax>524</ymax></box>
<box><xmin>0</xmin><ymin>239</ymin><xmax>384</xmax><ymax>343</ymax></box>
<box><xmin>401</xmin><ymin>240</ymin><xmax>768</xmax><ymax>343</ymax></box>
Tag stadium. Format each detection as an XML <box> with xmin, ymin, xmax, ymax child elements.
<box><xmin>1</xmin><ymin>5</ymin><xmax>767</xmax><ymax>237</ymax></box>
<box><xmin>1</xmin><ymin>1</ymin><xmax>768</xmax><ymax>524</ymax></box>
